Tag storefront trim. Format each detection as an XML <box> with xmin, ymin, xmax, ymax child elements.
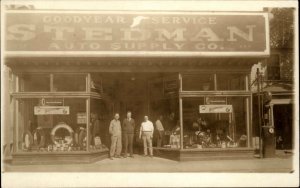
<box><xmin>11</xmin><ymin>150</ymin><xmax>109</xmax><ymax>165</ymax></box>
<box><xmin>154</xmin><ymin>147</ymin><xmax>255</xmax><ymax>161</ymax></box>
<box><xmin>180</xmin><ymin>91</ymin><xmax>252</xmax><ymax>97</ymax></box>
<box><xmin>5</xmin><ymin>51</ymin><xmax>270</xmax><ymax>58</ymax></box>
<box><xmin>11</xmin><ymin>92</ymin><xmax>102</xmax><ymax>99</ymax></box>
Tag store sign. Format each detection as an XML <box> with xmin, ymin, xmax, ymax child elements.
<box><xmin>40</xmin><ymin>98</ymin><xmax>64</xmax><ymax>106</ymax></box>
<box><xmin>199</xmin><ymin>105</ymin><xmax>232</xmax><ymax>113</ymax></box>
<box><xmin>205</xmin><ymin>97</ymin><xmax>226</xmax><ymax>104</ymax></box>
<box><xmin>5</xmin><ymin>11</ymin><xmax>269</xmax><ymax>56</ymax></box>
<box><xmin>34</xmin><ymin>106</ymin><xmax>69</xmax><ymax>115</ymax></box>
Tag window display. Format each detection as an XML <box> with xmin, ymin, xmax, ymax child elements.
<box><xmin>90</xmin><ymin>98</ymin><xmax>111</xmax><ymax>149</ymax></box>
<box><xmin>182</xmin><ymin>97</ymin><xmax>248</xmax><ymax>149</ymax></box>
<box><xmin>16</xmin><ymin>98</ymin><xmax>107</xmax><ymax>153</ymax></box>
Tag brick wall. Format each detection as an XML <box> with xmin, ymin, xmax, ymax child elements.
<box><xmin>279</xmin><ymin>51</ymin><xmax>294</xmax><ymax>81</ymax></box>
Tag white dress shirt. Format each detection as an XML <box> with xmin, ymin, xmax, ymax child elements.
<box><xmin>140</xmin><ymin>120</ymin><xmax>154</xmax><ymax>136</ymax></box>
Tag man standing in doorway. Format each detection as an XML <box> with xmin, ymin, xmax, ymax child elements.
<box><xmin>122</xmin><ymin>111</ymin><xmax>135</xmax><ymax>158</ymax></box>
<box><xmin>109</xmin><ymin>113</ymin><xmax>122</xmax><ymax>160</ymax></box>
<box><xmin>139</xmin><ymin>116</ymin><xmax>154</xmax><ymax>157</ymax></box>
<box><xmin>155</xmin><ymin>115</ymin><xmax>165</xmax><ymax>147</ymax></box>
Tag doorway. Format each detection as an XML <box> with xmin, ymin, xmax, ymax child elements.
<box><xmin>274</xmin><ymin>104</ymin><xmax>293</xmax><ymax>150</ymax></box>
<box><xmin>91</xmin><ymin>72</ymin><xmax>179</xmax><ymax>154</ymax></box>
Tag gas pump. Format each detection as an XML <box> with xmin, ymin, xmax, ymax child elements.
<box><xmin>262</xmin><ymin>91</ymin><xmax>275</xmax><ymax>158</ymax></box>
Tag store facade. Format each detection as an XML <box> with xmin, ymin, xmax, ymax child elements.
<box><xmin>3</xmin><ymin>9</ymin><xmax>269</xmax><ymax>164</ymax></box>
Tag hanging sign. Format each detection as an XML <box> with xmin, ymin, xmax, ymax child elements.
<box><xmin>5</xmin><ymin>11</ymin><xmax>269</xmax><ymax>57</ymax></box>
<box><xmin>199</xmin><ymin>105</ymin><xmax>233</xmax><ymax>113</ymax></box>
<box><xmin>34</xmin><ymin>106</ymin><xmax>69</xmax><ymax>115</ymax></box>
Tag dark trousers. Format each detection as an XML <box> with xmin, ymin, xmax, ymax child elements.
<box><xmin>157</xmin><ymin>130</ymin><xmax>165</xmax><ymax>147</ymax></box>
<box><xmin>124</xmin><ymin>133</ymin><xmax>134</xmax><ymax>156</ymax></box>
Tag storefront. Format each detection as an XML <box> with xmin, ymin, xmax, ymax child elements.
<box><xmin>253</xmin><ymin>82</ymin><xmax>294</xmax><ymax>158</ymax></box>
<box><xmin>3</xmin><ymin>9</ymin><xmax>269</xmax><ymax>164</ymax></box>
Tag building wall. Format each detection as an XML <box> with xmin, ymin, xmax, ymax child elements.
<box><xmin>279</xmin><ymin>51</ymin><xmax>294</xmax><ymax>81</ymax></box>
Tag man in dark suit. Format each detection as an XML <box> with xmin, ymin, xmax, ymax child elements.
<box><xmin>122</xmin><ymin>111</ymin><xmax>135</xmax><ymax>158</ymax></box>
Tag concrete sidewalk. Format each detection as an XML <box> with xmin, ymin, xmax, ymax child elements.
<box><xmin>3</xmin><ymin>154</ymin><xmax>294</xmax><ymax>173</ymax></box>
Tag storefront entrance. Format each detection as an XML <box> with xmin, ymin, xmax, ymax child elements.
<box><xmin>274</xmin><ymin>104</ymin><xmax>293</xmax><ymax>150</ymax></box>
<box><xmin>90</xmin><ymin>72</ymin><xmax>179</xmax><ymax>154</ymax></box>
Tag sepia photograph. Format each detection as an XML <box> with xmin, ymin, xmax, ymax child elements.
<box><xmin>1</xmin><ymin>0</ymin><xmax>299</xmax><ymax>187</ymax></box>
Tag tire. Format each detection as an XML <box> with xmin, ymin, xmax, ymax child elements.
<box><xmin>32</xmin><ymin>129</ymin><xmax>46</xmax><ymax>148</ymax></box>
<box><xmin>50</xmin><ymin>123</ymin><xmax>74</xmax><ymax>145</ymax></box>
<box><xmin>23</xmin><ymin>130</ymin><xmax>33</xmax><ymax>149</ymax></box>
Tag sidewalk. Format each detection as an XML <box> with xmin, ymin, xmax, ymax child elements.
<box><xmin>3</xmin><ymin>154</ymin><xmax>294</xmax><ymax>173</ymax></box>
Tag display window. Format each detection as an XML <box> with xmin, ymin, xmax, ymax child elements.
<box><xmin>19</xmin><ymin>74</ymin><xmax>50</xmax><ymax>92</ymax></box>
<box><xmin>182</xmin><ymin>74</ymin><xmax>214</xmax><ymax>91</ymax></box>
<box><xmin>182</xmin><ymin>97</ymin><xmax>249</xmax><ymax>149</ymax></box>
<box><xmin>16</xmin><ymin>98</ymin><xmax>90</xmax><ymax>152</ymax></box>
<box><xmin>18</xmin><ymin>73</ymin><xmax>88</xmax><ymax>92</ymax></box>
<box><xmin>16</xmin><ymin>97</ymin><xmax>110</xmax><ymax>153</ymax></box>
<box><xmin>216</xmin><ymin>74</ymin><xmax>245</xmax><ymax>91</ymax></box>
<box><xmin>53</xmin><ymin>74</ymin><xmax>87</xmax><ymax>92</ymax></box>
<box><xmin>90</xmin><ymin>98</ymin><xmax>111</xmax><ymax>150</ymax></box>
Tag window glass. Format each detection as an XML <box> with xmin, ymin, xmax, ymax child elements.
<box><xmin>90</xmin><ymin>99</ymin><xmax>110</xmax><ymax>151</ymax></box>
<box><xmin>19</xmin><ymin>74</ymin><xmax>50</xmax><ymax>92</ymax></box>
<box><xmin>217</xmin><ymin>74</ymin><xmax>245</xmax><ymax>90</ymax></box>
<box><xmin>182</xmin><ymin>74</ymin><xmax>214</xmax><ymax>91</ymax></box>
<box><xmin>267</xmin><ymin>54</ymin><xmax>280</xmax><ymax>80</ymax></box>
<box><xmin>53</xmin><ymin>74</ymin><xmax>86</xmax><ymax>92</ymax></box>
<box><xmin>17</xmin><ymin>98</ymin><xmax>90</xmax><ymax>152</ymax></box>
<box><xmin>182</xmin><ymin>97</ymin><xmax>248</xmax><ymax>149</ymax></box>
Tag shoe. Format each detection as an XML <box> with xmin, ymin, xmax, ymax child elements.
<box><xmin>150</xmin><ymin>155</ymin><xmax>153</xmax><ymax>158</ymax></box>
<box><xmin>143</xmin><ymin>155</ymin><xmax>147</xmax><ymax>157</ymax></box>
<box><xmin>129</xmin><ymin>155</ymin><xmax>134</xmax><ymax>158</ymax></box>
<box><xmin>115</xmin><ymin>155</ymin><xmax>121</xmax><ymax>158</ymax></box>
<box><xmin>110</xmin><ymin>157</ymin><xmax>114</xmax><ymax>160</ymax></box>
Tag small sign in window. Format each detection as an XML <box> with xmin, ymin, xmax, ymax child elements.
<box><xmin>77</xmin><ymin>113</ymin><xmax>87</xmax><ymax>124</ymax></box>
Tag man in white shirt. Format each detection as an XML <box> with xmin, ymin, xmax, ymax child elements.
<box><xmin>139</xmin><ymin>116</ymin><xmax>154</xmax><ymax>157</ymax></box>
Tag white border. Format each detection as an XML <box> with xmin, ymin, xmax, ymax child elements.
<box><xmin>1</xmin><ymin>1</ymin><xmax>299</xmax><ymax>188</ymax></box>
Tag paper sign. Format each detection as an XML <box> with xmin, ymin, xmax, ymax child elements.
<box><xmin>199</xmin><ymin>105</ymin><xmax>233</xmax><ymax>113</ymax></box>
<box><xmin>34</xmin><ymin>106</ymin><xmax>69</xmax><ymax>115</ymax></box>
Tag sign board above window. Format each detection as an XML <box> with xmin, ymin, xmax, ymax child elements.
<box><xmin>199</xmin><ymin>105</ymin><xmax>233</xmax><ymax>113</ymax></box>
<box><xmin>5</xmin><ymin>11</ymin><xmax>269</xmax><ymax>57</ymax></box>
<box><xmin>34</xmin><ymin>106</ymin><xmax>70</xmax><ymax>115</ymax></box>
